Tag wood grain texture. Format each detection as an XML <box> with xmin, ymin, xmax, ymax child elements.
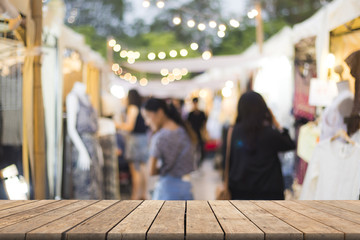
<box><xmin>0</xmin><ymin>200</ymin><xmax>76</xmax><ymax>229</ymax></box>
<box><xmin>67</xmin><ymin>200</ymin><xmax>141</xmax><ymax>240</ymax></box>
<box><xmin>298</xmin><ymin>200</ymin><xmax>360</xmax><ymax>225</ymax></box>
<box><xmin>254</xmin><ymin>201</ymin><xmax>343</xmax><ymax>240</ymax></box>
<box><xmin>209</xmin><ymin>200</ymin><xmax>263</xmax><ymax>240</ymax></box>
<box><xmin>26</xmin><ymin>200</ymin><xmax>116</xmax><ymax>240</ymax></box>
<box><xmin>147</xmin><ymin>201</ymin><xmax>185</xmax><ymax>240</ymax></box>
<box><xmin>107</xmin><ymin>200</ymin><xmax>163</xmax><ymax>240</ymax></box>
<box><xmin>319</xmin><ymin>201</ymin><xmax>360</xmax><ymax>214</ymax></box>
<box><xmin>0</xmin><ymin>200</ymin><xmax>54</xmax><ymax>219</ymax></box>
<box><xmin>186</xmin><ymin>201</ymin><xmax>224</xmax><ymax>240</ymax></box>
<box><xmin>276</xmin><ymin>201</ymin><xmax>360</xmax><ymax>240</ymax></box>
<box><xmin>231</xmin><ymin>201</ymin><xmax>302</xmax><ymax>240</ymax></box>
<box><xmin>0</xmin><ymin>201</ymin><xmax>36</xmax><ymax>211</ymax></box>
<box><xmin>0</xmin><ymin>201</ymin><xmax>94</xmax><ymax>240</ymax></box>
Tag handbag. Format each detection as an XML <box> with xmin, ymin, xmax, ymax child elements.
<box><xmin>216</xmin><ymin>126</ymin><xmax>233</xmax><ymax>200</ymax></box>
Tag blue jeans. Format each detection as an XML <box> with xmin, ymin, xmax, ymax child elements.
<box><xmin>152</xmin><ymin>175</ymin><xmax>194</xmax><ymax>200</ymax></box>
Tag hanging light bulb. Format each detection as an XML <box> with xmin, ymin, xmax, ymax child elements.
<box><xmin>248</xmin><ymin>9</ymin><xmax>258</xmax><ymax>19</ymax></box>
<box><xmin>217</xmin><ymin>31</ymin><xmax>225</xmax><ymax>38</ymax></box>
<box><xmin>140</xmin><ymin>78</ymin><xmax>148</xmax><ymax>86</ymax></box>
<box><xmin>130</xmin><ymin>76</ymin><xmax>137</xmax><ymax>84</ymax></box>
<box><xmin>202</xmin><ymin>51</ymin><xmax>212</xmax><ymax>60</ymax></box>
<box><xmin>181</xmin><ymin>68</ymin><xmax>188</xmax><ymax>75</ymax></box>
<box><xmin>197</xmin><ymin>23</ymin><xmax>206</xmax><ymax>31</ymax></box>
<box><xmin>190</xmin><ymin>43</ymin><xmax>199</xmax><ymax>51</ymax></box>
<box><xmin>172</xmin><ymin>68</ymin><xmax>181</xmax><ymax>76</ymax></box>
<box><xmin>108</xmin><ymin>39</ymin><xmax>116</xmax><ymax>47</ymax></box>
<box><xmin>229</xmin><ymin>19</ymin><xmax>240</xmax><ymax>28</ymax></box>
<box><xmin>169</xmin><ymin>50</ymin><xmax>178</xmax><ymax>58</ymax></box>
<box><xmin>134</xmin><ymin>51</ymin><xmax>141</xmax><ymax>59</ymax></box>
<box><xmin>156</xmin><ymin>0</ymin><xmax>165</xmax><ymax>9</ymax></box>
<box><xmin>222</xmin><ymin>87</ymin><xmax>232</xmax><ymax>98</ymax></box>
<box><xmin>124</xmin><ymin>73</ymin><xmax>132</xmax><ymax>81</ymax></box>
<box><xmin>180</xmin><ymin>49</ymin><xmax>188</xmax><ymax>57</ymax></box>
<box><xmin>112</xmin><ymin>63</ymin><xmax>120</xmax><ymax>72</ymax></box>
<box><xmin>161</xmin><ymin>77</ymin><xmax>169</xmax><ymax>85</ymax></box>
<box><xmin>127</xmin><ymin>58</ymin><xmax>135</xmax><ymax>64</ymax></box>
<box><xmin>173</xmin><ymin>16</ymin><xmax>182</xmax><ymax>25</ymax></box>
<box><xmin>120</xmin><ymin>50</ymin><xmax>128</xmax><ymax>58</ymax></box>
<box><xmin>160</xmin><ymin>68</ymin><xmax>169</xmax><ymax>76</ymax></box>
<box><xmin>113</xmin><ymin>44</ymin><xmax>121</xmax><ymax>52</ymax></box>
<box><xmin>142</xmin><ymin>0</ymin><xmax>150</xmax><ymax>8</ymax></box>
<box><xmin>158</xmin><ymin>52</ymin><xmax>166</xmax><ymax>59</ymax></box>
<box><xmin>209</xmin><ymin>21</ymin><xmax>217</xmax><ymax>28</ymax></box>
<box><xmin>187</xmin><ymin>19</ymin><xmax>196</xmax><ymax>28</ymax></box>
<box><xmin>148</xmin><ymin>52</ymin><xmax>156</xmax><ymax>60</ymax></box>
<box><xmin>218</xmin><ymin>24</ymin><xmax>226</xmax><ymax>32</ymax></box>
<box><xmin>225</xmin><ymin>80</ymin><xmax>234</xmax><ymax>88</ymax></box>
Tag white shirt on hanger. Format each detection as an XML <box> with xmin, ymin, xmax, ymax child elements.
<box><xmin>300</xmin><ymin>138</ymin><xmax>360</xmax><ymax>200</ymax></box>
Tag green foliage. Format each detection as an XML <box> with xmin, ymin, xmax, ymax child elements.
<box><xmin>71</xmin><ymin>25</ymin><xmax>107</xmax><ymax>57</ymax></box>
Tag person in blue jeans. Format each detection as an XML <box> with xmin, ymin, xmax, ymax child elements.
<box><xmin>142</xmin><ymin>98</ymin><xmax>197</xmax><ymax>200</ymax></box>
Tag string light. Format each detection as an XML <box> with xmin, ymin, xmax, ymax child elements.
<box><xmin>181</xmin><ymin>68</ymin><xmax>188</xmax><ymax>75</ymax></box>
<box><xmin>173</xmin><ymin>68</ymin><xmax>181</xmax><ymax>76</ymax></box>
<box><xmin>142</xmin><ymin>0</ymin><xmax>150</xmax><ymax>8</ymax></box>
<box><xmin>197</xmin><ymin>23</ymin><xmax>206</xmax><ymax>31</ymax></box>
<box><xmin>168</xmin><ymin>74</ymin><xmax>175</xmax><ymax>82</ymax></box>
<box><xmin>180</xmin><ymin>49</ymin><xmax>188</xmax><ymax>57</ymax></box>
<box><xmin>218</xmin><ymin>24</ymin><xmax>226</xmax><ymax>32</ymax></box>
<box><xmin>127</xmin><ymin>58</ymin><xmax>135</xmax><ymax>64</ymax></box>
<box><xmin>113</xmin><ymin>44</ymin><xmax>121</xmax><ymax>52</ymax></box>
<box><xmin>190</xmin><ymin>43</ymin><xmax>199</xmax><ymax>51</ymax></box>
<box><xmin>134</xmin><ymin>51</ymin><xmax>141</xmax><ymax>59</ymax></box>
<box><xmin>209</xmin><ymin>21</ymin><xmax>217</xmax><ymax>28</ymax></box>
<box><xmin>161</xmin><ymin>77</ymin><xmax>169</xmax><ymax>85</ymax></box>
<box><xmin>161</xmin><ymin>68</ymin><xmax>169</xmax><ymax>76</ymax></box>
<box><xmin>124</xmin><ymin>73</ymin><xmax>132</xmax><ymax>81</ymax></box>
<box><xmin>140</xmin><ymin>78</ymin><xmax>148</xmax><ymax>86</ymax></box>
<box><xmin>169</xmin><ymin>50</ymin><xmax>178</xmax><ymax>58</ymax></box>
<box><xmin>248</xmin><ymin>9</ymin><xmax>258</xmax><ymax>19</ymax></box>
<box><xmin>120</xmin><ymin>50</ymin><xmax>127</xmax><ymax>58</ymax></box>
<box><xmin>148</xmin><ymin>52</ymin><xmax>156</xmax><ymax>60</ymax></box>
<box><xmin>156</xmin><ymin>0</ymin><xmax>165</xmax><ymax>9</ymax></box>
<box><xmin>112</xmin><ymin>63</ymin><xmax>120</xmax><ymax>72</ymax></box>
<box><xmin>202</xmin><ymin>51</ymin><xmax>212</xmax><ymax>60</ymax></box>
<box><xmin>229</xmin><ymin>19</ymin><xmax>240</xmax><ymax>28</ymax></box>
<box><xmin>173</xmin><ymin>16</ymin><xmax>182</xmax><ymax>25</ymax></box>
<box><xmin>217</xmin><ymin>31</ymin><xmax>225</xmax><ymax>38</ymax></box>
<box><xmin>187</xmin><ymin>19</ymin><xmax>195</xmax><ymax>28</ymax></box>
<box><xmin>108</xmin><ymin>39</ymin><xmax>116</xmax><ymax>47</ymax></box>
<box><xmin>158</xmin><ymin>52</ymin><xmax>166</xmax><ymax>59</ymax></box>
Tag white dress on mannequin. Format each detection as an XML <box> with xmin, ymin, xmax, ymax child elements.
<box><xmin>66</xmin><ymin>82</ymin><xmax>103</xmax><ymax>199</ymax></box>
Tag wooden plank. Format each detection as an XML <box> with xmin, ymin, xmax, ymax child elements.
<box><xmin>319</xmin><ymin>201</ymin><xmax>360</xmax><ymax>214</ymax></box>
<box><xmin>298</xmin><ymin>201</ymin><xmax>360</xmax><ymax>225</ymax></box>
<box><xmin>186</xmin><ymin>200</ymin><xmax>224</xmax><ymax>240</ymax></box>
<box><xmin>231</xmin><ymin>201</ymin><xmax>302</xmax><ymax>240</ymax></box>
<box><xmin>26</xmin><ymin>200</ymin><xmax>117</xmax><ymax>240</ymax></box>
<box><xmin>0</xmin><ymin>200</ymin><xmax>53</xmax><ymax>219</ymax></box>
<box><xmin>254</xmin><ymin>201</ymin><xmax>343</xmax><ymax>240</ymax></box>
<box><xmin>107</xmin><ymin>200</ymin><xmax>163</xmax><ymax>240</ymax></box>
<box><xmin>209</xmin><ymin>200</ymin><xmax>263</xmax><ymax>240</ymax></box>
<box><xmin>147</xmin><ymin>201</ymin><xmax>185</xmax><ymax>240</ymax></box>
<box><xmin>67</xmin><ymin>200</ymin><xmax>141</xmax><ymax>240</ymax></box>
<box><xmin>276</xmin><ymin>201</ymin><xmax>360</xmax><ymax>240</ymax></box>
<box><xmin>0</xmin><ymin>200</ymin><xmax>77</xmax><ymax>229</ymax></box>
<box><xmin>0</xmin><ymin>201</ymin><xmax>36</xmax><ymax>211</ymax></box>
<box><xmin>0</xmin><ymin>201</ymin><xmax>95</xmax><ymax>240</ymax></box>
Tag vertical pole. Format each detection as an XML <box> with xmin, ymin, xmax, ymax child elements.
<box><xmin>107</xmin><ymin>36</ymin><xmax>113</xmax><ymax>65</ymax></box>
<box><xmin>32</xmin><ymin>0</ymin><xmax>46</xmax><ymax>199</ymax></box>
<box><xmin>255</xmin><ymin>2</ymin><xmax>264</xmax><ymax>54</ymax></box>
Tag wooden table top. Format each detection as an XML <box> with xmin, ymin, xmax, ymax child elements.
<box><xmin>0</xmin><ymin>200</ymin><xmax>359</xmax><ymax>240</ymax></box>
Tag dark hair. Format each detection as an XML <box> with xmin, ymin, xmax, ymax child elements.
<box><xmin>143</xmin><ymin>98</ymin><xmax>197</xmax><ymax>143</ymax></box>
<box><xmin>128</xmin><ymin>89</ymin><xmax>142</xmax><ymax>108</ymax></box>
<box><xmin>236</xmin><ymin>91</ymin><xmax>272</xmax><ymax>148</ymax></box>
<box><xmin>192</xmin><ymin>97</ymin><xmax>199</xmax><ymax>103</ymax></box>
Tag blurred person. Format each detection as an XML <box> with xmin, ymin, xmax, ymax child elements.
<box><xmin>228</xmin><ymin>91</ymin><xmax>295</xmax><ymax>200</ymax></box>
<box><xmin>187</xmin><ymin>97</ymin><xmax>207</xmax><ymax>164</ymax></box>
<box><xmin>172</xmin><ymin>98</ymin><xmax>187</xmax><ymax>120</ymax></box>
<box><xmin>116</xmin><ymin>89</ymin><xmax>148</xmax><ymax>200</ymax></box>
<box><xmin>142</xmin><ymin>98</ymin><xmax>197</xmax><ymax>200</ymax></box>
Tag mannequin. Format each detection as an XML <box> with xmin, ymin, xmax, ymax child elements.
<box><xmin>66</xmin><ymin>82</ymin><xmax>103</xmax><ymax>199</ymax></box>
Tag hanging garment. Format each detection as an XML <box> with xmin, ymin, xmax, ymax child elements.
<box><xmin>320</xmin><ymin>90</ymin><xmax>354</xmax><ymax>141</ymax></box>
<box><xmin>297</xmin><ymin>122</ymin><xmax>320</xmax><ymax>163</ymax></box>
<box><xmin>300</xmin><ymin>139</ymin><xmax>360</xmax><ymax>200</ymax></box>
<box><xmin>71</xmin><ymin>97</ymin><xmax>103</xmax><ymax>200</ymax></box>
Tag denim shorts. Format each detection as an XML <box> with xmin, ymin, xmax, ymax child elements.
<box><xmin>152</xmin><ymin>175</ymin><xmax>194</xmax><ymax>200</ymax></box>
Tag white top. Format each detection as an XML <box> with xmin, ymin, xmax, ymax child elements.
<box><xmin>300</xmin><ymin>139</ymin><xmax>360</xmax><ymax>200</ymax></box>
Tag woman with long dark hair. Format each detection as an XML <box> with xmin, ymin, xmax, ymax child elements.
<box><xmin>142</xmin><ymin>98</ymin><xmax>197</xmax><ymax>200</ymax></box>
<box><xmin>228</xmin><ymin>91</ymin><xmax>295</xmax><ymax>200</ymax></box>
<box><xmin>116</xmin><ymin>89</ymin><xmax>148</xmax><ymax>200</ymax></box>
